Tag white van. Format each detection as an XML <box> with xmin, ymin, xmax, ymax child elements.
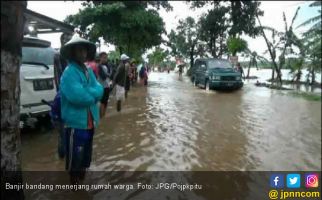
<box><xmin>20</xmin><ymin>37</ymin><xmax>57</xmax><ymax>128</ymax></box>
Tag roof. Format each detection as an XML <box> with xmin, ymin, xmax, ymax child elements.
<box><xmin>24</xmin><ymin>9</ymin><xmax>75</xmax><ymax>35</ymax></box>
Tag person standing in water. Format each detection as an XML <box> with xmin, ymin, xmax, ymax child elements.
<box><xmin>60</xmin><ymin>35</ymin><xmax>103</xmax><ymax>184</ymax></box>
<box><xmin>236</xmin><ymin>62</ymin><xmax>245</xmax><ymax>79</ymax></box>
<box><xmin>97</xmin><ymin>52</ymin><xmax>113</xmax><ymax>118</ymax></box>
<box><xmin>113</xmin><ymin>54</ymin><xmax>130</xmax><ymax>112</ymax></box>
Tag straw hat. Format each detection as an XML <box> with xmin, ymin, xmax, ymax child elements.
<box><xmin>60</xmin><ymin>35</ymin><xmax>96</xmax><ymax>60</ymax></box>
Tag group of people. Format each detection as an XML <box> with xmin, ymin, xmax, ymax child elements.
<box><xmin>52</xmin><ymin>33</ymin><xmax>148</xmax><ymax>184</ymax></box>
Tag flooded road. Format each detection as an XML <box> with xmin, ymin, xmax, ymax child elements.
<box><xmin>21</xmin><ymin>71</ymin><xmax>321</xmax><ymax>172</ymax></box>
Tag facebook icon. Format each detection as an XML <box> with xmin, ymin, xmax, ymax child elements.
<box><xmin>270</xmin><ymin>174</ymin><xmax>285</xmax><ymax>188</ymax></box>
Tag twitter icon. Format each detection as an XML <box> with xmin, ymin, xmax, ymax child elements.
<box><xmin>287</xmin><ymin>174</ymin><xmax>301</xmax><ymax>188</ymax></box>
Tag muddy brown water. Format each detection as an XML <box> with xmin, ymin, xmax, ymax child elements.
<box><xmin>20</xmin><ymin>72</ymin><xmax>321</xmax><ymax>199</ymax></box>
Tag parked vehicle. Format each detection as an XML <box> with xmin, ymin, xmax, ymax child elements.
<box><xmin>20</xmin><ymin>36</ymin><xmax>57</xmax><ymax>128</ymax></box>
<box><xmin>191</xmin><ymin>58</ymin><xmax>243</xmax><ymax>90</ymax></box>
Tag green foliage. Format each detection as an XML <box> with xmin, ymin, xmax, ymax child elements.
<box><xmin>229</xmin><ymin>1</ymin><xmax>263</xmax><ymax>37</ymax></box>
<box><xmin>198</xmin><ymin>6</ymin><xmax>229</xmax><ymax>58</ymax></box>
<box><xmin>167</xmin><ymin>30</ymin><xmax>186</xmax><ymax>58</ymax></box>
<box><xmin>166</xmin><ymin>16</ymin><xmax>205</xmax><ymax>72</ymax></box>
<box><xmin>147</xmin><ymin>47</ymin><xmax>168</xmax><ymax>66</ymax></box>
<box><xmin>227</xmin><ymin>37</ymin><xmax>248</xmax><ymax>56</ymax></box>
<box><xmin>290</xmin><ymin>91</ymin><xmax>321</xmax><ymax>101</ymax></box>
<box><xmin>167</xmin><ymin>17</ymin><xmax>199</xmax><ymax>58</ymax></box>
<box><xmin>257</xmin><ymin>7</ymin><xmax>302</xmax><ymax>84</ymax></box>
<box><xmin>65</xmin><ymin>1</ymin><xmax>168</xmax><ymax>62</ymax></box>
<box><xmin>188</xmin><ymin>1</ymin><xmax>263</xmax><ymax>38</ymax></box>
<box><xmin>108</xmin><ymin>49</ymin><xmax>120</xmax><ymax>62</ymax></box>
<box><xmin>297</xmin><ymin>1</ymin><xmax>321</xmax><ymax>84</ymax></box>
<box><xmin>297</xmin><ymin>1</ymin><xmax>321</xmax><ymax>32</ymax></box>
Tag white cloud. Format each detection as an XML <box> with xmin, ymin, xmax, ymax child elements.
<box><xmin>27</xmin><ymin>1</ymin><xmax>84</xmax><ymax>21</ymax></box>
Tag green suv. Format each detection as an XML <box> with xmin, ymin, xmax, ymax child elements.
<box><xmin>191</xmin><ymin>58</ymin><xmax>243</xmax><ymax>90</ymax></box>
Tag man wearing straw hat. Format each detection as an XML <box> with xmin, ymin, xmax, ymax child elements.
<box><xmin>60</xmin><ymin>35</ymin><xmax>103</xmax><ymax>184</ymax></box>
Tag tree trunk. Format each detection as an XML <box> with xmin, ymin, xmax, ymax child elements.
<box><xmin>247</xmin><ymin>59</ymin><xmax>251</xmax><ymax>78</ymax></box>
<box><xmin>311</xmin><ymin>66</ymin><xmax>315</xmax><ymax>85</ymax></box>
<box><xmin>295</xmin><ymin>69</ymin><xmax>301</xmax><ymax>83</ymax></box>
<box><xmin>256</xmin><ymin>15</ymin><xmax>282</xmax><ymax>86</ymax></box>
<box><xmin>119</xmin><ymin>46</ymin><xmax>123</xmax><ymax>55</ymax></box>
<box><xmin>211</xmin><ymin>39</ymin><xmax>217</xmax><ymax>58</ymax></box>
<box><xmin>311</xmin><ymin>56</ymin><xmax>316</xmax><ymax>85</ymax></box>
<box><xmin>190</xmin><ymin>44</ymin><xmax>195</xmax><ymax>71</ymax></box>
<box><xmin>271</xmin><ymin>68</ymin><xmax>275</xmax><ymax>81</ymax></box>
<box><xmin>1</xmin><ymin>1</ymin><xmax>27</xmax><ymax>200</ymax></box>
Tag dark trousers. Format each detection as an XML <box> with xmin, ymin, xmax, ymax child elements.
<box><xmin>57</xmin><ymin>122</ymin><xmax>65</xmax><ymax>158</ymax></box>
<box><xmin>65</xmin><ymin>128</ymin><xmax>94</xmax><ymax>174</ymax></box>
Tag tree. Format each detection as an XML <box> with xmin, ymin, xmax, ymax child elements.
<box><xmin>227</xmin><ymin>36</ymin><xmax>248</xmax><ymax>56</ymax></box>
<box><xmin>189</xmin><ymin>1</ymin><xmax>263</xmax><ymax>38</ymax></box>
<box><xmin>147</xmin><ymin>47</ymin><xmax>168</xmax><ymax>68</ymax></box>
<box><xmin>166</xmin><ymin>17</ymin><xmax>202</xmax><ymax>71</ymax></box>
<box><xmin>256</xmin><ymin>7</ymin><xmax>301</xmax><ymax>86</ymax></box>
<box><xmin>65</xmin><ymin>1</ymin><xmax>170</xmax><ymax>61</ymax></box>
<box><xmin>302</xmin><ymin>33</ymin><xmax>322</xmax><ymax>85</ymax></box>
<box><xmin>297</xmin><ymin>1</ymin><xmax>321</xmax><ymax>34</ymax></box>
<box><xmin>198</xmin><ymin>6</ymin><xmax>229</xmax><ymax>58</ymax></box>
<box><xmin>108</xmin><ymin>49</ymin><xmax>120</xmax><ymax>63</ymax></box>
<box><xmin>177</xmin><ymin>17</ymin><xmax>199</xmax><ymax>69</ymax></box>
<box><xmin>1</xmin><ymin>1</ymin><xmax>27</xmax><ymax>199</ymax></box>
<box><xmin>243</xmin><ymin>48</ymin><xmax>269</xmax><ymax>78</ymax></box>
<box><xmin>297</xmin><ymin>1</ymin><xmax>321</xmax><ymax>85</ymax></box>
<box><xmin>166</xmin><ymin>30</ymin><xmax>186</xmax><ymax>58</ymax></box>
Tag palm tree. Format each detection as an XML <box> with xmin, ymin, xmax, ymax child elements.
<box><xmin>1</xmin><ymin>1</ymin><xmax>27</xmax><ymax>199</ymax></box>
<box><xmin>297</xmin><ymin>1</ymin><xmax>321</xmax><ymax>33</ymax></box>
<box><xmin>297</xmin><ymin>1</ymin><xmax>321</xmax><ymax>85</ymax></box>
<box><xmin>257</xmin><ymin>7</ymin><xmax>301</xmax><ymax>86</ymax></box>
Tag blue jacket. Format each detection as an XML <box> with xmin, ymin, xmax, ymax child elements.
<box><xmin>60</xmin><ymin>61</ymin><xmax>103</xmax><ymax>129</ymax></box>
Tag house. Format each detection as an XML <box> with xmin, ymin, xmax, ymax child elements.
<box><xmin>24</xmin><ymin>8</ymin><xmax>74</xmax><ymax>36</ymax></box>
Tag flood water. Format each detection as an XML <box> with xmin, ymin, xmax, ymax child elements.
<box><xmin>20</xmin><ymin>71</ymin><xmax>321</xmax><ymax>199</ymax></box>
<box><xmin>21</xmin><ymin>71</ymin><xmax>321</xmax><ymax>171</ymax></box>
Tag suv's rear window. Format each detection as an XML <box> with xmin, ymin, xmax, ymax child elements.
<box><xmin>22</xmin><ymin>47</ymin><xmax>56</xmax><ymax>66</ymax></box>
<box><xmin>208</xmin><ymin>60</ymin><xmax>232</xmax><ymax>68</ymax></box>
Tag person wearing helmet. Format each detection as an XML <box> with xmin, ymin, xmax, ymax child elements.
<box><xmin>113</xmin><ymin>54</ymin><xmax>130</xmax><ymax>112</ymax></box>
<box><xmin>60</xmin><ymin>35</ymin><xmax>103</xmax><ymax>184</ymax></box>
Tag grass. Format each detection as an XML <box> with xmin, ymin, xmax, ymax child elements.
<box><xmin>256</xmin><ymin>81</ymin><xmax>321</xmax><ymax>101</ymax></box>
<box><xmin>268</xmin><ymin>79</ymin><xmax>322</xmax><ymax>88</ymax></box>
<box><xmin>289</xmin><ymin>91</ymin><xmax>321</xmax><ymax>101</ymax></box>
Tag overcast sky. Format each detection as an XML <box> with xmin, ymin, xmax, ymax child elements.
<box><xmin>27</xmin><ymin>1</ymin><xmax>319</xmax><ymax>61</ymax></box>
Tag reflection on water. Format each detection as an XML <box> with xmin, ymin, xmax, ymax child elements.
<box><xmin>21</xmin><ymin>71</ymin><xmax>321</xmax><ymax>199</ymax></box>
